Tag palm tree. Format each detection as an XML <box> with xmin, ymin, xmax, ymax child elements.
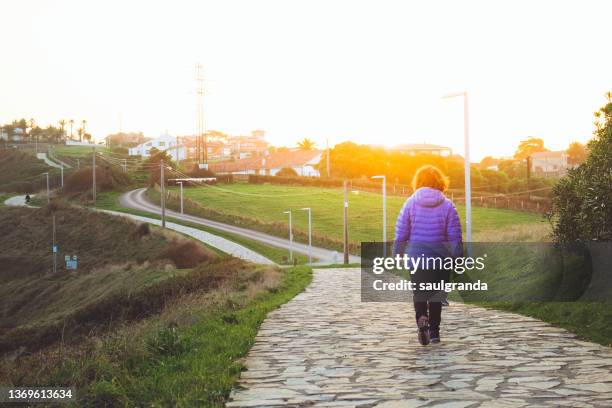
<box><xmin>69</xmin><ymin>119</ymin><xmax>75</xmax><ymax>140</ymax></box>
<box><xmin>59</xmin><ymin>120</ymin><xmax>66</xmax><ymax>141</ymax></box>
<box><xmin>297</xmin><ymin>138</ymin><xmax>316</xmax><ymax>151</ymax></box>
<box><xmin>81</xmin><ymin>120</ymin><xmax>87</xmax><ymax>142</ymax></box>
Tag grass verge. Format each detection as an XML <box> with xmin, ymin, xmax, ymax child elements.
<box><xmin>477</xmin><ymin>301</ymin><xmax>612</xmax><ymax>347</ymax></box>
<box><xmin>1</xmin><ymin>265</ymin><xmax>312</xmax><ymax>406</ymax></box>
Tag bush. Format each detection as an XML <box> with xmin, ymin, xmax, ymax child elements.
<box><xmin>189</xmin><ymin>165</ymin><xmax>216</xmax><ymax>178</ymax></box>
<box><xmin>275</xmin><ymin>167</ymin><xmax>298</xmax><ymax>177</ymax></box>
<box><xmin>552</xmin><ymin>96</ymin><xmax>612</xmax><ymax>243</ymax></box>
<box><xmin>64</xmin><ymin>164</ymin><xmax>132</xmax><ymax>193</ymax></box>
<box><xmin>157</xmin><ymin>240</ymin><xmax>215</xmax><ymax>268</ymax></box>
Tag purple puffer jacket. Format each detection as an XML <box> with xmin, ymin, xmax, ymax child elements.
<box><xmin>393</xmin><ymin>187</ymin><xmax>463</xmax><ymax>258</ymax></box>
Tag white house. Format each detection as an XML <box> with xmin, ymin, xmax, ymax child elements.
<box><xmin>530</xmin><ymin>151</ymin><xmax>572</xmax><ymax>178</ymax></box>
<box><xmin>128</xmin><ymin>133</ymin><xmax>186</xmax><ymax>160</ymax></box>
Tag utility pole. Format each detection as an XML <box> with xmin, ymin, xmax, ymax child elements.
<box><xmin>52</xmin><ymin>214</ymin><xmax>57</xmax><ymax>274</ymax></box>
<box><xmin>195</xmin><ymin>63</ymin><xmax>206</xmax><ymax>168</ymax></box>
<box><xmin>43</xmin><ymin>172</ymin><xmax>50</xmax><ymax>203</ymax></box>
<box><xmin>326</xmin><ymin>138</ymin><xmax>331</xmax><ymax>177</ymax></box>
<box><xmin>343</xmin><ymin>180</ymin><xmax>349</xmax><ymax>264</ymax></box>
<box><xmin>177</xmin><ymin>181</ymin><xmax>184</xmax><ymax>214</ymax></box>
<box><xmin>76</xmin><ymin>158</ymin><xmax>80</xmax><ymax>170</ymax></box>
<box><xmin>526</xmin><ymin>156</ymin><xmax>531</xmax><ymax>182</ymax></box>
<box><xmin>60</xmin><ymin>164</ymin><xmax>64</xmax><ymax>187</ymax></box>
<box><xmin>372</xmin><ymin>175</ymin><xmax>387</xmax><ymax>257</ymax></box>
<box><xmin>442</xmin><ymin>91</ymin><xmax>472</xmax><ymax>243</ymax></box>
<box><xmin>123</xmin><ymin>159</ymin><xmax>127</xmax><ymax>172</ymax></box>
<box><xmin>301</xmin><ymin>207</ymin><xmax>312</xmax><ymax>264</ymax></box>
<box><xmin>283</xmin><ymin>210</ymin><xmax>293</xmax><ymax>262</ymax></box>
<box><xmin>526</xmin><ymin>155</ymin><xmax>531</xmax><ymax>201</ymax></box>
<box><xmin>176</xmin><ymin>136</ymin><xmax>180</xmax><ymax>164</ymax></box>
<box><xmin>463</xmin><ymin>93</ymin><xmax>472</xmax><ymax>243</ymax></box>
<box><xmin>92</xmin><ymin>146</ymin><xmax>96</xmax><ymax>205</ymax></box>
<box><xmin>161</xmin><ymin>160</ymin><xmax>166</xmax><ymax>228</ymax></box>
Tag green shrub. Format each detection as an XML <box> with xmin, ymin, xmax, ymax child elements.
<box><xmin>552</xmin><ymin>95</ymin><xmax>612</xmax><ymax>243</ymax></box>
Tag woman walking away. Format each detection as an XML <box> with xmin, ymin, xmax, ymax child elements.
<box><xmin>393</xmin><ymin>165</ymin><xmax>463</xmax><ymax>345</ymax></box>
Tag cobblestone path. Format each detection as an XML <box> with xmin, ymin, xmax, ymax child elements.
<box><xmin>228</xmin><ymin>268</ymin><xmax>612</xmax><ymax>407</ymax></box>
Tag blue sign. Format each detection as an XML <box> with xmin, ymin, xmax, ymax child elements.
<box><xmin>53</xmin><ymin>245</ymin><xmax>59</xmax><ymax>253</ymax></box>
<box><xmin>65</xmin><ymin>254</ymin><xmax>78</xmax><ymax>270</ymax></box>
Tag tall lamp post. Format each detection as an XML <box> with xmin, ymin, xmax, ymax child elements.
<box><xmin>42</xmin><ymin>172</ymin><xmax>50</xmax><ymax>203</ymax></box>
<box><xmin>176</xmin><ymin>181</ymin><xmax>184</xmax><ymax>214</ymax></box>
<box><xmin>301</xmin><ymin>207</ymin><xmax>312</xmax><ymax>264</ymax></box>
<box><xmin>442</xmin><ymin>91</ymin><xmax>472</xmax><ymax>242</ymax></box>
<box><xmin>371</xmin><ymin>175</ymin><xmax>387</xmax><ymax>257</ymax></box>
<box><xmin>283</xmin><ymin>210</ymin><xmax>293</xmax><ymax>262</ymax></box>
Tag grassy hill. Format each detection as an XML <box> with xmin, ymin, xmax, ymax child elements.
<box><xmin>0</xmin><ymin>201</ymin><xmax>313</xmax><ymax>405</ymax></box>
<box><xmin>0</xmin><ymin>149</ymin><xmax>60</xmax><ymax>193</ymax></box>
<box><xmin>0</xmin><ymin>202</ymin><xmax>215</xmax><ymax>352</ymax></box>
<box><xmin>153</xmin><ymin>182</ymin><xmax>546</xmax><ymax>252</ymax></box>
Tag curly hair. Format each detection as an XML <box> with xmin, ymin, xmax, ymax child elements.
<box><xmin>411</xmin><ymin>165</ymin><xmax>449</xmax><ymax>192</ymax></box>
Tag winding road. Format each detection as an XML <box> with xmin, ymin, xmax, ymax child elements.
<box><xmin>119</xmin><ymin>188</ymin><xmax>361</xmax><ymax>265</ymax></box>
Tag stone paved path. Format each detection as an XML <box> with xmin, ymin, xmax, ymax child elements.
<box><xmin>228</xmin><ymin>268</ymin><xmax>612</xmax><ymax>407</ymax></box>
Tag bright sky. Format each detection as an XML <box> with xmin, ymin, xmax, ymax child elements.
<box><xmin>1</xmin><ymin>0</ymin><xmax>611</xmax><ymax>161</ymax></box>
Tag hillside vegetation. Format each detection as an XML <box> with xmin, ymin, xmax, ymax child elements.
<box><xmin>0</xmin><ymin>203</ymin><xmax>215</xmax><ymax>352</ymax></box>
<box><xmin>0</xmin><ymin>149</ymin><xmax>59</xmax><ymax>193</ymax></box>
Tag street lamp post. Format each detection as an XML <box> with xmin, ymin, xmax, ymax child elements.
<box><xmin>176</xmin><ymin>181</ymin><xmax>184</xmax><ymax>214</ymax></box>
<box><xmin>371</xmin><ymin>175</ymin><xmax>387</xmax><ymax>257</ymax></box>
<box><xmin>43</xmin><ymin>172</ymin><xmax>50</xmax><ymax>203</ymax></box>
<box><xmin>301</xmin><ymin>207</ymin><xmax>312</xmax><ymax>264</ymax></box>
<box><xmin>442</xmin><ymin>91</ymin><xmax>472</xmax><ymax>242</ymax></box>
<box><xmin>160</xmin><ymin>160</ymin><xmax>166</xmax><ymax>229</ymax></box>
<box><xmin>283</xmin><ymin>210</ymin><xmax>293</xmax><ymax>262</ymax></box>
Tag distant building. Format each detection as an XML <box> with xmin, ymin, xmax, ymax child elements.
<box><xmin>530</xmin><ymin>151</ymin><xmax>572</xmax><ymax>177</ymax></box>
<box><xmin>227</xmin><ymin>130</ymin><xmax>269</xmax><ymax>159</ymax></box>
<box><xmin>0</xmin><ymin>127</ymin><xmax>25</xmax><ymax>142</ymax></box>
<box><xmin>389</xmin><ymin>143</ymin><xmax>452</xmax><ymax>157</ymax></box>
<box><xmin>128</xmin><ymin>133</ymin><xmax>182</xmax><ymax>158</ymax></box>
<box><xmin>181</xmin><ymin>137</ymin><xmax>232</xmax><ymax>161</ymax></box>
<box><xmin>209</xmin><ymin>150</ymin><xmax>323</xmax><ymax>177</ymax></box>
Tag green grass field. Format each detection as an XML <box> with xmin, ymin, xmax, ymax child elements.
<box><xmin>168</xmin><ymin>183</ymin><xmax>545</xmax><ymax>246</ymax></box>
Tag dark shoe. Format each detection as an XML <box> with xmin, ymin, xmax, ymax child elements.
<box><xmin>417</xmin><ymin>315</ymin><xmax>430</xmax><ymax>346</ymax></box>
<box><xmin>430</xmin><ymin>328</ymin><xmax>440</xmax><ymax>343</ymax></box>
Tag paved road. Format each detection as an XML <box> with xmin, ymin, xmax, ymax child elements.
<box><xmin>100</xmin><ymin>210</ymin><xmax>274</xmax><ymax>265</ymax></box>
<box><xmin>36</xmin><ymin>152</ymin><xmax>63</xmax><ymax>169</ymax></box>
<box><xmin>228</xmin><ymin>268</ymin><xmax>612</xmax><ymax>407</ymax></box>
<box><xmin>119</xmin><ymin>188</ymin><xmax>361</xmax><ymax>265</ymax></box>
<box><xmin>4</xmin><ymin>195</ymin><xmax>33</xmax><ymax>207</ymax></box>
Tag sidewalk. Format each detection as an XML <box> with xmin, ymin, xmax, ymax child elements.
<box><xmin>228</xmin><ymin>267</ymin><xmax>612</xmax><ymax>407</ymax></box>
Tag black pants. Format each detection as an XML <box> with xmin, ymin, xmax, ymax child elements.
<box><xmin>414</xmin><ymin>301</ymin><xmax>442</xmax><ymax>334</ymax></box>
<box><xmin>412</xmin><ymin>268</ymin><xmax>448</xmax><ymax>334</ymax></box>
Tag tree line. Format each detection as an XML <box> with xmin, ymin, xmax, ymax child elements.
<box><xmin>0</xmin><ymin>118</ymin><xmax>91</xmax><ymax>144</ymax></box>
